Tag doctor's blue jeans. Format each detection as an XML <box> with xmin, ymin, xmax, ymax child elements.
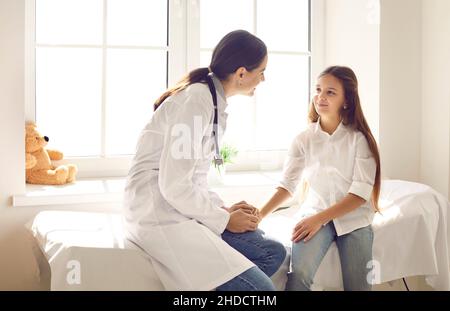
<box><xmin>286</xmin><ymin>222</ymin><xmax>374</xmax><ymax>291</ymax></box>
<box><xmin>216</xmin><ymin>228</ymin><xmax>286</xmax><ymax>291</ymax></box>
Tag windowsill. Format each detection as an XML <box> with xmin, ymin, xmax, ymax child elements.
<box><xmin>13</xmin><ymin>170</ymin><xmax>282</xmax><ymax>207</ymax></box>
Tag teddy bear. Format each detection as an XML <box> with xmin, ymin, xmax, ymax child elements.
<box><xmin>26</xmin><ymin>153</ymin><xmax>37</xmax><ymax>169</ymax></box>
<box><xmin>25</xmin><ymin>122</ymin><xmax>77</xmax><ymax>185</ymax></box>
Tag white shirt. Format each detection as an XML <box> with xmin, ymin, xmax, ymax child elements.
<box><xmin>279</xmin><ymin>119</ymin><xmax>377</xmax><ymax>236</ymax></box>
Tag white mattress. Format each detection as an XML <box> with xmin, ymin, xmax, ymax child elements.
<box><xmin>29</xmin><ymin>179</ymin><xmax>450</xmax><ymax>291</ymax></box>
<box><xmin>29</xmin><ymin>211</ymin><xmax>164</xmax><ymax>290</ymax></box>
<box><xmin>29</xmin><ymin>210</ymin><xmax>289</xmax><ymax>291</ymax></box>
<box><xmin>259</xmin><ymin>179</ymin><xmax>450</xmax><ymax>290</ymax></box>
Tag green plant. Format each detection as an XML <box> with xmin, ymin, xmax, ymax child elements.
<box><xmin>214</xmin><ymin>144</ymin><xmax>238</xmax><ymax>169</ymax></box>
<box><xmin>221</xmin><ymin>144</ymin><xmax>238</xmax><ymax>164</ymax></box>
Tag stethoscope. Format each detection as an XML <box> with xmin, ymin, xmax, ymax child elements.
<box><xmin>206</xmin><ymin>73</ymin><xmax>224</xmax><ymax>166</ymax></box>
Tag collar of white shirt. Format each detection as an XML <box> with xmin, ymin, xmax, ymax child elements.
<box><xmin>313</xmin><ymin>117</ymin><xmax>349</xmax><ymax>141</ymax></box>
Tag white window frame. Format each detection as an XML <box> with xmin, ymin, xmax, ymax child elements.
<box><xmin>25</xmin><ymin>0</ymin><xmax>325</xmax><ymax>178</ymax></box>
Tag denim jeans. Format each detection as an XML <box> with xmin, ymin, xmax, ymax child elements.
<box><xmin>216</xmin><ymin>266</ymin><xmax>276</xmax><ymax>291</ymax></box>
<box><xmin>286</xmin><ymin>222</ymin><xmax>374</xmax><ymax>291</ymax></box>
<box><xmin>216</xmin><ymin>229</ymin><xmax>286</xmax><ymax>291</ymax></box>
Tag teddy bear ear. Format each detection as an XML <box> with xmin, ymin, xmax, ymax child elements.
<box><xmin>25</xmin><ymin>122</ymin><xmax>36</xmax><ymax>132</ymax></box>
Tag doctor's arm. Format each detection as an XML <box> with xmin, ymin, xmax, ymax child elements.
<box><xmin>158</xmin><ymin>95</ymin><xmax>258</xmax><ymax>234</ymax></box>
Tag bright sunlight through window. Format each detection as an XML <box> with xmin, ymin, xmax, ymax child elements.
<box><xmin>30</xmin><ymin>0</ymin><xmax>311</xmax><ymax>175</ymax></box>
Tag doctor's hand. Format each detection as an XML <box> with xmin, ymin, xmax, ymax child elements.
<box><xmin>229</xmin><ymin>201</ymin><xmax>258</xmax><ymax>215</ymax></box>
<box><xmin>226</xmin><ymin>209</ymin><xmax>260</xmax><ymax>233</ymax></box>
<box><xmin>291</xmin><ymin>214</ymin><xmax>325</xmax><ymax>243</ymax></box>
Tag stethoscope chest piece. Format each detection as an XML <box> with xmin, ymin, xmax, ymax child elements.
<box><xmin>213</xmin><ymin>157</ymin><xmax>224</xmax><ymax>167</ymax></box>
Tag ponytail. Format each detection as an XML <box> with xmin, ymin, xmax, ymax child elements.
<box><xmin>154</xmin><ymin>67</ymin><xmax>210</xmax><ymax>111</ymax></box>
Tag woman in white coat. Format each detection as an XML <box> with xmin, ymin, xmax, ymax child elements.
<box><xmin>123</xmin><ymin>30</ymin><xmax>286</xmax><ymax>291</ymax></box>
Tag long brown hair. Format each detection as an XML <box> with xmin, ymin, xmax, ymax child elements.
<box><xmin>154</xmin><ymin>30</ymin><xmax>267</xmax><ymax>111</ymax></box>
<box><xmin>309</xmin><ymin>66</ymin><xmax>381</xmax><ymax>212</ymax></box>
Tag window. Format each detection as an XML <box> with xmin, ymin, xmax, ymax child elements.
<box><xmin>199</xmin><ymin>0</ymin><xmax>310</xmax><ymax>153</ymax></box>
<box><xmin>26</xmin><ymin>0</ymin><xmax>317</xmax><ymax>177</ymax></box>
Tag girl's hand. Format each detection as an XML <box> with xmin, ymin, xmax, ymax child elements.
<box><xmin>292</xmin><ymin>214</ymin><xmax>325</xmax><ymax>243</ymax></box>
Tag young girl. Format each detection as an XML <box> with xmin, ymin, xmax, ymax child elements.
<box><xmin>259</xmin><ymin>66</ymin><xmax>381</xmax><ymax>291</ymax></box>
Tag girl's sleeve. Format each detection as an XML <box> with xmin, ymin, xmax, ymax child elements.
<box><xmin>348</xmin><ymin>134</ymin><xmax>377</xmax><ymax>201</ymax></box>
<box><xmin>279</xmin><ymin>135</ymin><xmax>306</xmax><ymax>196</ymax></box>
<box><xmin>158</xmin><ymin>93</ymin><xmax>230</xmax><ymax>235</ymax></box>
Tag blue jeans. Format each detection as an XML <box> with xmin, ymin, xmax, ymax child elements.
<box><xmin>286</xmin><ymin>222</ymin><xmax>374</xmax><ymax>291</ymax></box>
<box><xmin>216</xmin><ymin>229</ymin><xmax>286</xmax><ymax>291</ymax></box>
<box><xmin>216</xmin><ymin>266</ymin><xmax>276</xmax><ymax>291</ymax></box>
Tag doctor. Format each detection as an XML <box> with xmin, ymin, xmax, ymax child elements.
<box><xmin>123</xmin><ymin>30</ymin><xmax>285</xmax><ymax>291</ymax></box>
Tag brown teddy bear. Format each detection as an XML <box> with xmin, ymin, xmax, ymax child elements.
<box><xmin>26</xmin><ymin>153</ymin><xmax>37</xmax><ymax>169</ymax></box>
<box><xmin>25</xmin><ymin>122</ymin><xmax>77</xmax><ymax>185</ymax></box>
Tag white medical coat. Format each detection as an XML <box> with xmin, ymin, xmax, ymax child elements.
<box><xmin>123</xmin><ymin>75</ymin><xmax>254</xmax><ymax>290</ymax></box>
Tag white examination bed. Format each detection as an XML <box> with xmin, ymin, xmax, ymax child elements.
<box><xmin>29</xmin><ymin>180</ymin><xmax>450</xmax><ymax>290</ymax></box>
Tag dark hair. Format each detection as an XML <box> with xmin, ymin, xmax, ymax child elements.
<box><xmin>308</xmin><ymin>66</ymin><xmax>382</xmax><ymax>212</ymax></box>
<box><xmin>154</xmin><ymin>30</ymin><xmax>267</xmax><ymax>111</ymax></box>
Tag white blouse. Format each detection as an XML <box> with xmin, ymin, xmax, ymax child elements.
<box><xmin>279</xmin><ymin>120</ymin><xmax>377</xmax><ymax>236</ymax></box>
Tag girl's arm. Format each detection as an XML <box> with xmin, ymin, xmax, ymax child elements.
<box><xmin>316</xmin><ymin>193</ymin><xmax>366</xmax><ymax>224</ymax></box>
<box><xmin>292</xmin><ymin>193</ymin><xmax>366</xmax><ymax>243</ymax></box>
<box><xmin>259</xmin><ymin>187</ymin><xmax>292</xmax><ymax>219</ymax></box>
<box><xmin>259</xmin><ymin>134</ymin><xmax>305</xmax><ymax>220</ymax></box>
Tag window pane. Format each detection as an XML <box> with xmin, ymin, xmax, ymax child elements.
<box><xmin>257</xmin><ymin>0</ymin><xmax>309</xmax><ymax>51</ymax></box>
<box><xmin>255</xmin><ymin>54</ymin><xmax>309</xmax><ymax>150</ymax></box>
<box><xmin>107</xmin><ymin>0</ymin><xmax>167</xmax><ymax>46</ymax></box>
<box><xmin>200</xmin><ymin>51</ymin><xmax>212</xmax><ymax>68</ymax></box>
<box><xmin>36</xmin><ymin>0</ymin><xmax>103</xmax><ymax>45</ymax></box>
<box><xmin>221</xmin><ymin>96</ymin><xmax>256</xmax><ymax>151</ymax></box>
<box><xmin>36</xmin><ymin>47</ymin><xmax>102</xmax><ymax>156</ymax></box>
<box><xmin>200</xmin><ymin>0</ymin><xmax>254</xmax><ymax>49</ymax></box>
<box><xmin>106</xmin><ymin>49</ymin><xmax>167</xmax><ymax>155</ymax></box>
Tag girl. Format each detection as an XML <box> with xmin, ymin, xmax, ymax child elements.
<box><xmin>123</xmin><ymin>30</ymin><xmax>285</xmax><ymax>291</ymax></box>
<box><xmin>259</xmin><ymin>66</ymin><xmax>380</xmax><ymax>291</ymax></box>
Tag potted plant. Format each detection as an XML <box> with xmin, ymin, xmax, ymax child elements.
<box><xmin>208</xmin><ymin>143</ymin><xmax>238</xmax><ymax>185</ymax></box>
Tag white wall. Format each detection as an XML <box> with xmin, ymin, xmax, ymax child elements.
<box><xmin>310</xmin><ymin>0</ymin><xmax>326</xmax><ymax>83</ymax></box>
<box><xmin>321</xmin><ymin>0</ymin><xmax>449</xmax><ymax>196</ymax></box>
<box><xmin>0</xmin><ymin>0</ymin><xmax>43</xmax><ymax>289</ymax></box>
<box><xmin>0</xmin><ymin>0</ymin><xmax>25</xmax><ymax>209</ymax></box>
<box><xmin>324</xmin><ymin>0</ymin><xmax>380</xmax><ymax>140</ymax></box>
<box><xmin>421</xmin><ymin>0</ymin><xmax>450</xmax><ymax>198</ymax></box>
<box><xmin>379</xmin><ymin>0</ymin><xmax>422</xmax><ymax>181</ymax></box>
